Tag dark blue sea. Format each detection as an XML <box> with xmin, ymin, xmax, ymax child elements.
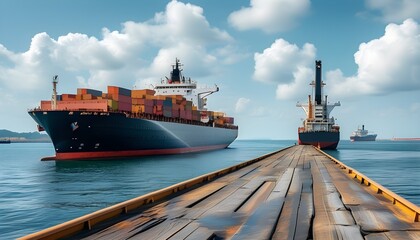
<box><xmin>1</xmin><ymin>140</ymin><xmax>419</xmax><ymax>239</ymax></box>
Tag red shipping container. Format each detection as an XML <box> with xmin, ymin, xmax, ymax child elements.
<box><xmin>41</xmin><ymin>100</ymin><xmax>52</xmax><ymax>110</ymax></box>
<box><xmin>109</xmin><ymin>94</ymin><xmax>132</xmax><ymax>103</ymax></box>
<box><xmin>118</xmin><ymin>101</ymin><xmax>131</xmax><ymax>111</ymax></box>
<box><xmin>58</xmin><ymin>100</ymin><xmax>108</xmax><ymax>111</ymax></box>
<box><xmin>145</xmin><ymin>105</ymin><xmax>154</xmax><ymax>114</ymax></box>
<box><xmin>62</xmin><ymin>94</ymin><xmax>77</xmax><ymax>101</ymax></box>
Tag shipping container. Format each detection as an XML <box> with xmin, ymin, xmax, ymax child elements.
<box><xmin>132</xmin><ymin>105</ymin><xmax>145</xmax><ymax>113</ymax></box>
<box><xmin>108</xmin><ymin>86</ymin><xmax>131</xmax><ymax>96</ymax></box>
<box><xmin>107</xmin><ymin>100</ymin><xmax>118</xmax><ymax>111</ymax></box>
<box><xmin>163</xmin><ymin>110</ymin><xmax>172</xmax><ymax>118</ymax></box>
<box><xmin>41</xmin><ymin>100</ymin><xmax>109</xmax><ymax>111</ymax></box>
<box><xmin>77</xmin><ymin>88</ymin><xmax>102</xmax><ymax>97</ymax></box>
<box><xmin>108</xmin><ymin>94</ymin><xmax>132</xmax><ymax>103</ymax></box>
<box><xmin>131</xmin><ymin>89</ymin><xmax>155</xmax><ymax>98</ymax></box>
<box><xmin>62</xmin><ymin>94</ymin><xmax>77</xmax><ymax>101</ymax></box>
<box><xmin>118</xmin><ymin>101</ymin><xmax>131</xmax><ymax>112</ymax></box>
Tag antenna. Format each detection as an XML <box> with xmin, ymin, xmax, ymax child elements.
<box><xmin>52</xmin><ymin>75</ymin><xmax>59</xmax><ymax>110</ymax></box>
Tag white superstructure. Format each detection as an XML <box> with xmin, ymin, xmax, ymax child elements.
<box><xmin>296</xmin><ymin>60</ymin><xmax>340</xmax><ymax>132</ymax></box>
<box><xmin>153</xmin><ymin>59</ymin><xmax>219</xmax><ymax>110</ymax></box>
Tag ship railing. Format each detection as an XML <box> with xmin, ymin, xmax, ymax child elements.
<box><xmin>298</xmin><ymin>129</ymin><xmax>340</xmax><ymax>133</ymax></box>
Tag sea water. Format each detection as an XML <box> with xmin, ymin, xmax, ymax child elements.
<box><xmin>0</xmin><ymin>140</ymin><xmax>419</xmax><ymax>239</ymax></box>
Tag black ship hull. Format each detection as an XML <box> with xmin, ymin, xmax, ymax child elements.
<box><xmin>28</xmin><ymin>110</ymin><xmax>238</xmax><ymax>160</ymax></box>
<box><xmin>298</xmin><ymin>131</ymin><xmax>339</xmax><ymax>150</ymax></box>
<box><xmin>350</xmin><ymin>135</ymin><xmax>377</xmax><ymax>141</ymax></box>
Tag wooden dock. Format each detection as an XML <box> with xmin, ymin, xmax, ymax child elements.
<box><xmin>20</xmin><ymin>145</ymin><xmax>420</xmax><ymax>240</ymax></box>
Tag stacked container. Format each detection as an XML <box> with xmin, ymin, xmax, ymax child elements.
<box><xmin>39</xmin><ymin>85</ymin><xmax>235</xmax><ymax>126</ymax></box>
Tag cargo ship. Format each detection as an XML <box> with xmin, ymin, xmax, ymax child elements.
<box><xmin>350</xmin><ymin>125</ymin><xmax>377</xmax><ymax>141</ymax></box>
<box><xmin>0</xmin><ymin>138</ymin><xmax>11</xmax><ymax>144</ymax></box>
<box><xmin>28</xmin><ymin>59</ymin><xmax>238</xmax><ymax>160</ymax></box>
<box><xmin>296</xmin><ymin>60</ymin><xmax>340</xmax><ymax>149</ymax></box>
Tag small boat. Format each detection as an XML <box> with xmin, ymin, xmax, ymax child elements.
<box><xmin>350</xmin><ymin>125</ymin><xmax>377</xmax><ymax>141</ymax></box>
<box><xmin>0</xmin><ymin>138</ymin><xmax>11</xmax><ymax>144</ymax></box>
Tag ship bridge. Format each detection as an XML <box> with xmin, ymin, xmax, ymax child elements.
<box><xmin>153</xmin><ymin>59</ymin><xmax>218</xmax><ymax>110</ymax></box>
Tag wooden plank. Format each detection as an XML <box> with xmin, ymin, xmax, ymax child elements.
<box><xmin>128</xmin><ymin>218</ymin><xmax>192</xmax><ymax>239</ymax></box>
<box><xmin>321</xmin><ymin>155</ymin><xmax>416</xmax><ymax>233</ymax></box>
<box><xmin>294</xmin><ymin>169</ymin><xmax>314</xmax><ymax>240</ymax></box>
<box><xmin>52</xmin><ymin>146</ymin><xmax>420</xmax><ymax>240</ymax></box>
<box><xmin>230</xmin><ymin>168</ymin><xmax>295</xmax><ymax>239</ymax></box>
<box><xmin>348</xmin><ymin>205</ymin><xmax>413</xmax><ymax>232</ymax></box>
<box><xmin>365</xmin><ymin>231</ymin><xmax>420</xmax><ymax>240</ymax></box>
<box><xmin>236</xmin><ymin>181</ymin><xmax>276</xmax><ymax>214</ymax></box>
<box><xmin>272</xmin><ymin>168</ymin><xmax>302</xmax><ymax>240</ymax></box>
<box><xmin>311</xmin><ymin>151</ymin><xmax>364</xmax><ymax>240</ymax></box>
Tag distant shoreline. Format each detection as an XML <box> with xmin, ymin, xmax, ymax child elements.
<box><xmin>9</xmin><ymin>140</ymin><xmax>51</xmax><ymax>143</ymax></box>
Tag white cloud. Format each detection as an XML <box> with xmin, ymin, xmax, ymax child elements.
<box><xmin>228</xmin><ymin>0</ymin><xmax>310</xmax><ymax>33</ymax></box>
<box><xmin>253</xmin><ymin>39</ymin><xmax>315</xmax><ymax>100</ymax></box>
<box><xmin>234</xmin><ymin>97</ymin><xmax>269</xmax><ymax>117</ymax></box>
<box><xmin>0</xmin><ymin>0</ymin><xmax>235</xmax><ymax>95</ymax></box>
<box><xmin>328</xmin><ymin>19</ymin><xmax>420</xmax><ymax>97</ymax></box>
<box><xmin>365</xmin><ymin>0</ymin><xmax>420</xmax><ymax>22</ymax></box>
<box><xmin>255</xmin><ymin>19</ymin><xmax>420</xmax><ymax>101</ymax></box>
<box><xmin>235</xmin><ymin>97</ymin><xmax>251</xmax><ymax>113</ymax></box>
<box><xmin>0</xmin><ymin>0</ymin><xmax>237</xmax><ymax>131</ymax></box>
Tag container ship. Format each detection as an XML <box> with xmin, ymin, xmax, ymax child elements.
<box><xmin>296</xmin><ymin>60</ymin><xmax>340</xmax><ymax>149</ymax></box>
<box><xmin>28</xmin><ymin>59</ymin><xmax>238</xmax><ymax>160</ymax></box>
<box><xmin>350</xmin><ymin>125</ymin><xmax>377</xmax><ymax>141</ymax></box>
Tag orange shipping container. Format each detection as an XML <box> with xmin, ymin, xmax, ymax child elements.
<box><xmin>62</xmin><ymin>94</ymin><xmax>77</xmax><ymax>101</ymax></box>
<box><xmin>41</xmin><ymin>100</ymin><xmax>52</xmax><ymax>110</ymax></box>
<box><xmin>131</xmin><ymin>89</ymin><xmax>155</xmax><ymax>98</ymax></box>
<box><xmin>107</xmin><ymin>86</ymin><xmax>131</xmax><ymax>96</ymax></box>
<box><xmin>132</xmin><ymin>105</ymin><xmax>145</xmax><ymax>113</ymax></box>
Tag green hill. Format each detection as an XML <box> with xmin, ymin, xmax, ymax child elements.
<box><xmin>0</xmin><ymin>129</ymin><xmax>51</xmax><ymax>142</ymax></box>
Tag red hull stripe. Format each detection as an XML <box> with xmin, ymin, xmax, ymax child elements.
<box><xmin>55</xmin><ymin>144</ymin><xmax>229</xmax><ymax>160</ymax></box>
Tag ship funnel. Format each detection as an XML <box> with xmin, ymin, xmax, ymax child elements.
<box><xmin>315</xmin><ymin>60</ymin><xmax>322</xmax><ymax>105</ymax></box>
<box><xmin>170</xmin><ymin>58</ymin><xmax>182</xmax><ymax>83</ymax></box>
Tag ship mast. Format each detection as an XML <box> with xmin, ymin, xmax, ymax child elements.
<box><xmin>51</xmin><ymin>75</ymin><xmax>59</xmax><ymax>110</ymax></box>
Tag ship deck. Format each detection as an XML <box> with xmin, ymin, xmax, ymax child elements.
<box><xmin>20</xmin><ymin>145</ymin><xmax>420</xmax><ymax>240</ymax></box>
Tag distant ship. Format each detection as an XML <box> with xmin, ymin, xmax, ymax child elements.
<box><xmin>0</xmin><ymin>138</ymin><xmax>11</xmax><ymax>144</ymax></box>
<box><xmin>28</xmin><ymin>59</ymin><xmax>238</xmax><ymax>160</ymax></box>
<box><xmin>297</xmin><ymin>60</ymin><xmax>341</xmax><ymax>149</ymax></box>
<box><xmin>350</xmin><ymin>125</ymin><xmax>377</xmax><ymax>141</ymax></box>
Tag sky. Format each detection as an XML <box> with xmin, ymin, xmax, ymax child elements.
<box><xmin>0</xmin><ymin>0</ymin><xmax>419</xmax><ymax>140</ymax></box>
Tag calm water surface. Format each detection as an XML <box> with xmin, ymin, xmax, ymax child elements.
<box><xmin>0</xmin><ymin>140</ymin><xmax>419</xmax><ymax>239</ymax></box>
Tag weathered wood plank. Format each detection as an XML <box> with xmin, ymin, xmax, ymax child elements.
<box><xmin>311</xmin><ymin>153</ymin><xmax>363</xmax><ymax>240</ymax></box>
<box><xmin>230</xmin><ymin>168</ymin><xmax>295</xmax><ymax>239</ymax></box>
<box><xmin>271</xmin><ymin>168</ymin><xmax>302</xmax><ymax>240</ymax></box>
<box><xmin>294</xmin><ymin>168</ymin><xmax>314</xmax><ymax>240</ymax></box>
<box><xmin>321</xmin><ymin>155</ymin><xmax>416</xmax><ymax>233</ymax></box>
<box><xmin>63</xmin><ymin>145</ymin><xmax>419</xmax><ymax>240</ymax></box>
<box><xmin>365</xmin><ymin>230</ymin><xmax>420</xmax><ymax>240</ymax></box>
